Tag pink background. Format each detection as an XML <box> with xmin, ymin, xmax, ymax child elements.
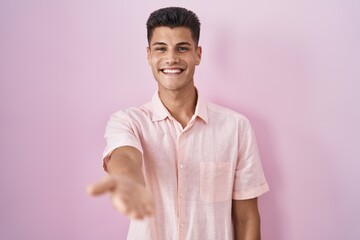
<box><xmin>1</xmin><ymin>1</ymin><xmax>359</xmax><ymax>239</ymax></box>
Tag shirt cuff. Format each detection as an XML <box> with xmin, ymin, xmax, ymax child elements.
<box><xmin>232</xmin><ymin>182</ymin><xmax>270</xmax><ymax>200</ymax></box>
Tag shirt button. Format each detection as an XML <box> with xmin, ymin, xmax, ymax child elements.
<box><xmin>179</xmin><ymin>164</ymin><xmax>183</xmax><ymax>169</ymax></box>
<box><xmin>180</xmin><ymin>223</ymin><xmax>185</xmax><ymax>227</ymax></box>
<box><xmin>180</xmin><ymin>193</ymin><xmax>184</xmax><ymax>198</ymax></box>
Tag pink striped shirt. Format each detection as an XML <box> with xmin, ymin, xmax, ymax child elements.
<box><xmin>103</xmin><ymin>92</ymin><xmax>269</xmax><ymax>240</ymax></box>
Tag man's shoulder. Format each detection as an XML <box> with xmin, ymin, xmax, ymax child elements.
<box><xmin>206</xmin><ymin>101</ymin><xmax>250</xmax><ymax>123</ymax></box>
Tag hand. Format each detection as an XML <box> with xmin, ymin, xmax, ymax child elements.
<box><xmin>87</xmin><ymin>174</ymin><xmax>154</xmax><ymax>220</ymax></box>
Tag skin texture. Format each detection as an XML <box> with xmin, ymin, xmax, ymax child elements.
<box><xmin>147</xmin><ymin>26</ymin><xmax>201</xmax><ymax>93</ymax></box>
<box><xmin>147</xmin><ymin>26</ymin><xmax>202</xmax><ymax>127</ymax></box>
<box><xmin>88</xmin><ymin>26</ymin><xmax>262</xmax><ymax>239</ymax></box>
<box><xmin>232</xmin><ymin>198</ymin><xmax>261</xmax><ymax>240</ymax></box>
<box><xmin>87</xmin><ymin>146</ymin><xmax>154</xmax><ymax>220</ymax></box>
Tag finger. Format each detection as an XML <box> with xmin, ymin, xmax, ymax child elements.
<box><xmin>112</xmin><ymin>196</ymin><xmax>144</xmax><ymax>220</ymax></box>
<box><xmin>131</xmin><ymin>213</ymin><xmax>145</xmax><ymax>220</ymax></box>
<box><xmin>86</xmin><ymin>176</ymin><xmax>115</xmax><ymax>196</ymax></box>
<box><xmin>134</xmin><ymin>202</ymin><xmax>147</xmax><ymax>219</ymax></box>
<box><xmin>112</xmin><ymin>194</ymin><xmax>128</xmax><ymax>214</ymax></box>
<box><xmin>144</xmin><ymin>202</ymin><xmax>154</xmax><ymax>216</ymax></box>
<box><xmin>133</xmin><ymin>199</ymin><xmax>154</xmax><ymax>219</ymax></box>
<box><xmin>128</xmin><ymin>207</ymin><xmax>144</xmax><ymax>220</ymax></box>
<box><xmin>112</xmin><ymin>195</ymin><xmax>146</xmax><ymax>220</ymax></box>
<box><xmin>142</xmin><ymin>195</ymin><xmax>155</xmax><ymax>215</ymax></box>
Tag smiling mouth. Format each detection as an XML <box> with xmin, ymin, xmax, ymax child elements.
<box><xmin>160</xmin><ymin>68</ymin><xmax>184</xmax><ymax>74</ymax></box>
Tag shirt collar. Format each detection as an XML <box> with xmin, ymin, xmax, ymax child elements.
<box><xmin>151</xmin><ymin>90</ymin><xmax>208</xmax><ymax>124</ymax></box>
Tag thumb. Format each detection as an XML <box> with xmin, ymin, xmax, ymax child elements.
<box><xmin>87</xmin><ymin>176</ymin><xmax>115</xmax><ymax>196</ymax></box>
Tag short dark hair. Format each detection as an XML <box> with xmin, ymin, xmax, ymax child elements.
<box><xmin>146</xmin><ymin>7</ymin><xmax>201</xmax><ymax>45</ymax></box>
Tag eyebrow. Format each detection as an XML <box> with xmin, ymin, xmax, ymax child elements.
<box><xmin>176</xmin><ymin>42</ymin><xmax>192</xmax><ymax>46</ymax></box>
<box><xmin>151</xmin><ymin>42</ymin><xmax>192</xmax><ymax>46</ymax></box>
<box><xmin>152</xmin><ymin>42</ymin><xmax>167</xmax><ymax>46</ymax></box>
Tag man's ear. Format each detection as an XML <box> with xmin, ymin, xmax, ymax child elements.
<box><xmin>195</xmin><ymin>46</ymin><xmax>202</xmax><ymax>65</ymax></box>
<box><xmin>146</xmin><ymin>47</ymin><xmax>151</xmax><ymax>65</ymax></box>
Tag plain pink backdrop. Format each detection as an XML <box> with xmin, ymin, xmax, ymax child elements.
<box><xmin>1</xmin><ymin>0</ymin><xmax>359</xmax><ymax>239</ymax></box>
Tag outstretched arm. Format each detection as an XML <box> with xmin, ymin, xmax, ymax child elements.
<box><xmin>87</xmin><ymin>146</ymin><xmax>154</xmax><ymax>219</ymax></box>
<box><xmin>232</xmin><ymin>198</ymin><xmax>261</xmax><ymax>240</ymax></box>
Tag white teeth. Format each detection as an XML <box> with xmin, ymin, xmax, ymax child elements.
<box><xmin>162</xmin><ymin>69</ymin><xmax>182</xmax><ymax>74</ymax></box>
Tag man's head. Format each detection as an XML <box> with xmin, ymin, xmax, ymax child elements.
<box><xmin>146</xmin><ymin>7</ymin><xmax>201</xmax><ymax>46</ymax></box>
<box><xmin>146</xmin><ymin>7</ymin><xmax>202</xmax><ymax>93</ymax></box>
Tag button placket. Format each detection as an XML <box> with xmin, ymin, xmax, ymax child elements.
<box><xmin>176</xmin><ymin>121</ymin><xmax>195</xmax><ymax>239</ymax></box>
<box><xmin>177</xmin><ymin>131</ymin><xmax>187</xmax><ymax>239</ymax></box>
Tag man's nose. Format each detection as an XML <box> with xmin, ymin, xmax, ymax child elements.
<box><xmin>164</xmin><ymin>51</ymin><xmax>180</xmax><ymax>64</ymax></box>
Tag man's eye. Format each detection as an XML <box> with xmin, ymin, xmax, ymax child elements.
<box><xmin>178</xmin><ymin>47</ymin><xmax>189</xmax><ymax>52</ymax></box>
<box><xmin>155</xmin><ymin>47</ymin><xmax>166</xmax><ymax>52</ymax></box>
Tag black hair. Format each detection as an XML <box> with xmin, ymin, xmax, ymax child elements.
<box><xmin>146</xmin><ymin>7</ymin><xmax>201</xmax><ymax>45</ymax></box>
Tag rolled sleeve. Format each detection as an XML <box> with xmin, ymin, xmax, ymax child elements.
<box><xmin>232</xmin><ymin>120</ymin><xmax>269</xmax><ymax>200</ymax></box>
<box><xmin>102</xmin><ymin>111</ymin><xmax>143</xmax><ymax>167</ymax></box>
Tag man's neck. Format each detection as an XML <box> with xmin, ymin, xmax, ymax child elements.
<box><xmin>158</xmin><ymin>86</ymin><xmax>197</xmax><ymax>128</ymax></box>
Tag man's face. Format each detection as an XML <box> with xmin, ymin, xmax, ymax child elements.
<box><xmin>147</xmin><ymin>26</ymin><xmax>202</xmax><ymax>92</ymax></box>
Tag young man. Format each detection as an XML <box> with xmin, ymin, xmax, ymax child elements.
<box><xmin>88</xmin><ymin>7</ymin><xmax>269</xmax><ymax>240</ymax></box>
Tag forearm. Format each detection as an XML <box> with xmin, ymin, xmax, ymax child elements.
<box><xmin>106</xmin><ymin>146</ymin><xmax>145</xmax><ymax>186</ymax></box>
<box><xmin>88</xmin><ymin>146</ymin><xmax>153</xmax><ymax>219</ymax></box>
<box><xmin>233</xmin><ymin>217</ymin><xmax>261</xmax><ymax>240</ymax></box>
<box><xmin>232</xmin><ymin>198</ymin><xmax>261</xmax><ymax>240</ymax></box>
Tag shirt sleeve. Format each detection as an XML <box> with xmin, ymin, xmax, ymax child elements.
<box><xmin>102</xmin><ymin>111</ymin><xmax>143</xmax><ymax>168</ymax></box>
<box><xmin>232</xmin><ymin>120</ymin><xmax>269</xmax><ymax>200</ymax></box>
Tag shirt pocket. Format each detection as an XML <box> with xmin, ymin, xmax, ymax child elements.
<box><xmin>200</xmin><ymin>162</ymin><xmax>233</xmax><ymax>202</ymax></box>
